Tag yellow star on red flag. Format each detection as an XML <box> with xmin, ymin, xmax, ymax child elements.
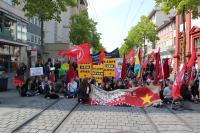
<box><xmin>141</xmin><ymin>94</ymin><xmax>152</xmax><ymax>105</ymax></box>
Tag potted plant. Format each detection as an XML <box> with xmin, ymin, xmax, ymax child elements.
<box><xmin>0</xmin><ymin>65</ymin><xmax>8</xmax><ymax>91</ymax></box>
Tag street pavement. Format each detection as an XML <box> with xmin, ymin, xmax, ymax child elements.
<box><xmin>0</xmin><ymin>74</ymin><xmax>200</xmax><ymax>133</ymax></box>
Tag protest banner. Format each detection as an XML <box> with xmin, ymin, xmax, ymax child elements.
<box><xmin>92</xmin><ymin>65</ymin><xmax>104</xmax><ymax>83</ymax></box>
<box><xmin>30</xmin><ymin>67</ymin><xmax>43</xmax><ymax>76</ymax></box>
<box><xmin>78</xmin><ymin>64</ymin><xmax>92</xmax><ymax>79</ymax></box>
<box><xmin>103</xmin><ymin>58</ymin><xmax>115</xmax><ymax>77</ymax></box>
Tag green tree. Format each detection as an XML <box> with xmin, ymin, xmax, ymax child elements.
<box><xmin>122</xmin><ymin>16</ymin><xmax>158</xmax><ymax>59</ymax></box>
<box><xmin>12</xmin><ymin>0</ymin><xmax>76</xmax><ymax>47</ymax></box>
<box><xmin>155</xmin><ymin>0</ymin><xmax>200</xmax><ymax>63</ymax></box>
<box><xmin>69</xmin><ymin>10</ymin><xmax>102</xmax><ymax>52</ymax></box>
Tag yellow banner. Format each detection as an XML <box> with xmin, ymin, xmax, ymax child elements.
<box><xmin>78</xmin><ymin>64</ymin><xmax>92</xmax><ymax>79</ymax></box>
<box><xmin>103</xmin><ymin>58</ymin><xmax>115</xmax><ymax>77</ymax></box>
<box><xmin>92</xmin><ymin>65</ymin><xmax>104</xmax><ymax>83</ymax></box>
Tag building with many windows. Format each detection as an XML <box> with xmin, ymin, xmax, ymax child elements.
<box><xmin>0</xmin><ymin>0</ymin><xmax>28</xmax><ymax>72</ymax></box>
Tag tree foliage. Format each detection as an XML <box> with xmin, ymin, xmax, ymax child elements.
<box><xmin>12</xmin><ymin>0</ymin><xmax>76</xmax><ymax>21</ymax></box>
<box><xmin>120</xmin><ymin>16</ymin><xmax>158</xmax><ymax>56</ymax></box>
<box><xmin>155</xmin><ymin>0</ymin><xmax>200</xmax><ymax>18</ymax></box>
<box><xmin>155</xmin><ymin>0</ymin><xmax>200</xmax><ymax>63</ymax></box>
<box><xmin>69</xmin><ymin>10</ymin><xmax>102</xmax><ymax>52</ymax></box>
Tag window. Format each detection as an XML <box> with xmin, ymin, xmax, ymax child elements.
<box><xmin>38</xmin><ymin>37</ymin><xmax>41</xmax><ymax>44</ymax></box>
<box><xmin>31</xmin><ymin>35</ymin><xmax>34</xmax><ymax>42</ymax></box>
<box><xmin>35</xmin><ymin>36</ymin><xmax>37</xmax><ymax>43</ymax></box>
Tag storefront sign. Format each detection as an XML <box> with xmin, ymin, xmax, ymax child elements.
<box><xmin>103</xmin><ymin>58</ymin><xmax>115</xmax><ymax>77</ymax></box>
<box><xmin>78</xmin><ymin>64</ymin><xmax>92</xmax><ymax>79</ymax></box>
<box><xmin>30</xmin><ymin>67</ymin><xmax>43</xmax><ymax>76</ymax></box>
<box><xmin>92</xmin><ymin>65</ymin><xmax>104</xmax><ymax>83</ymax></box>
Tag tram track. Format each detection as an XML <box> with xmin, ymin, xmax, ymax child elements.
<box><xmin>164</xmin><ymin>105</ymin><xmax>196</xmax><ymax>133</ymax></box>
<box><xmin>11</xmin><ymin>99</ymin><xmax>60</xmax><ymax>133</ymax></box>
<box><xmin>140</xmin><ymin>107</ymin><xmax>160</xmax><ymax>133</ymax></box>
<box><xmin>11</xmin><ymin>98</ymin><xmax>78</xmax><ymax>133</ymax></box>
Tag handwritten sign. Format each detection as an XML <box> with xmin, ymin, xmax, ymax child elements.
<box><xmin>103</xmin><ymin>58</ymin><xmax>115</xmax><ymax>77</ymax></box>
<box><xmin>92</xmin><ymin>65</ymin><xmax>104</xmax><ymax>83</ymax></box>
<box><xmin>30</xmin><ymin>67</ymin><xmax>43</xmax><ymax>76</ymax></box>
<box><xmin>78</xmin><ymin>64</ymin><xmax>92</xmax><ymax>79</ymax></box>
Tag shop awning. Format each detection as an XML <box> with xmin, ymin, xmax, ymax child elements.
<box><xmin>0</xmin><ymin>38</ymin><xmax>29</xmax><ymax>47</ymax></box>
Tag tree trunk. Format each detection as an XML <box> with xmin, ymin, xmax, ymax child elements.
<box><xmin>182</xmin><ymin>10</ymin><xmax>186</xmax><ymax>64</ymax></box>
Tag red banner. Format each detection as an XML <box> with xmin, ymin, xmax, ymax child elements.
<box><xmin>89</xmin><ymin>86</ymin><xmax>160</xmax><ymax>107</ymax></box>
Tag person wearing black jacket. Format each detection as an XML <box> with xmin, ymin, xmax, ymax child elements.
<box><xmin>78</xmin><ymin>78</ymin><xmax>91</xmax><ymax>103</ymax></box>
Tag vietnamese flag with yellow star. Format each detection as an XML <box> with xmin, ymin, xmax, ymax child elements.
<box><xmin>89</xmin><ymin>86</ymin><xmax>160</xmax><ymax>107</ymax></box>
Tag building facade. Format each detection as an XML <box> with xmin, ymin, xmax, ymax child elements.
<box><xmin>44</xmin><ymin>0</ymin><xmax>88</xmax><ymax>60</ymax></box>
<box><xmin>173</xmin><ymin>13</ymin><xmax>200</xmax><ymax>71</ymax></box>
<box><xmin>156</xmin><ymin>17</ymin><xmax>176</xmax><ymax>59</ymax></box>
<box><xmin>146</xmin><ymin>5</ymin><xmax>176</xmax><ymax>61</ymax></box>
<box><xmin>0</xmin><ymin>0</ymin><xmax>28</xmax><ymax>72</ymax></box>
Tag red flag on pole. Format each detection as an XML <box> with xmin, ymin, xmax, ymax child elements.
<box><xmin>186</xmin><ymin>49</ymin><xmax>196</xmax><ymax>84</ymax></box>
<box><xmin>172</xmin><ymin>64</ymin><xmax>186</xmax><ymax>100</ymax></box>
<box><xmin>77</xmin><ymin>43</ymin><xmax>91</xmax><ymax>64</ymax></box>
<box><xmin>151</xmin><ymin>51</ymin><xmax>154</xmax><ymax>62</ymax></box>
<box><xmin>121</xmin><ymin>56</ymin><xmax>127</xmax><ymax>80</ymax></box>
<box><xmin>58</xmin><ymin>43</ymin><xmax>91</xmax><ymax>64</ymax></box>
<box><xmin>153</xmin><ymin>48</ymin><xmax>160</xmax><ymax>85</ymax></box>
<box><xmin>163</xmin><ymin>58</ymin><xmax>170</xmax><ymax>79</ymax></box>
<box><xmin>99</xmin><ymin>48</ymin><xmax>105</xmax><ymax>64</ymax></box>
<box><xmin>141</xmin><ymin>58</ymin><xmax>148</xmax><ymax>70</ymax></box>
<box><xmin>126</xmin><ymin>48</ymin><xmax>134</xmax><ymax>65</ymax></box>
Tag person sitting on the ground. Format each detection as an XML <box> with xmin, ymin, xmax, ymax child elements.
<box><xmin>159</xmin><ymin>80</ymin><xmax>164</xmax><ymax>101</ymax></box>
<box><xmin>180</xmin><ymin>80</ymin><xmax>191</xmax><ymax>101</ymax></box>
<box><xmin>114</xmin><ymin>79</ymin><xmax>127</xmax><ymax>89</ymax></box>
<box><xmin>64</xmin><ymin>78</ymin><xmax>78</xmax><ymax>98</ymax></box>
<box><xmin>78</xmin><ymin>78</ymin><xmax>91</xmax><ymax>103</ymax></box>
<box><xmin>189</xmin><ymin>79</ymin><xmax>199</xmax><ymax>103</ymax></box>
<box><xmin>44</xmin><ymin>80</ymin><xmax>59</xmax><ymax>99</ymax></box>
<box><xmin>162</xmin><ymin>80</ymin><xmax>172</xmax><ymax>104</ymax></box>
<box><xmin>33</xmin><ymin>76</ymin><xmax>43</xmax><ymax>94</ymax></box>
<box><xmin>21</xmin><ymin>78</ymin><xmax>37</xmax><ymax>97</ymax></box>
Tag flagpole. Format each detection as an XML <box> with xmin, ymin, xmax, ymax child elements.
<box><xmin>161</xmin><ymin>58</ymin><xmax>165</xmax><ymax>86</ymax></box>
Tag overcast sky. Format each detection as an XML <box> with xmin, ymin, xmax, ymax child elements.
<box><xmin>88</xmin><ymin>0</ymin><xmax>155</xmax><ymax>52</ymax></box>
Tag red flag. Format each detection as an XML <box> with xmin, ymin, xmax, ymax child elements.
<box><xmin>172</xmin><ymin>64</ymin><xmax>186</xmax><ymax>101</ymax></box>
<box><xmin>187</xmin><ymin>49</ymin><xmax>196</xmax><ymax>68</ymax></box>
<box><xmin>67</xmin><ymin>64</ymin><xmax>76</xmax><ymax>82</ymax></box>
<box><xmin>126</xmin><ymin>48</ymin><xmax>134</xmax><ymax>65</ymax></box>
<box><xmin>151</xmin><ymin>51</ymin><xmax>154</xmax><ymax>62</ymax></box>
<box><xmin>121</xmin><ymin>56</ymin><xmax>126</xmax><ymax>80</ymax></box>
<box><xmin>58</xmin><ymin>43</ymin><xmax>91</xmax><ymax>64</ymax></box>
<box><xmin>77</xmin><ymin>43</ymin><xmax>91</xmax><ymax>64</ymax></box>
<box><xmin>163</xmin><ymin>58</ymin><xmax>170</xmax><ymax>79</ymax></box>
<box><xmin>159</xmin><ymin>63</ymin><xmax>164</xmax><ymax>80</ymax></box>
<box><xmin>153</xmin><ymin>48</ymin><xmax>160</xmax><ymax>85</ymax></box>
<box><xmin>99</xmin><ymin>48</ymin><xmax>105</xmax><ymax>64</ymax></box>
<box><xmin>186</xmin><ymin>50</ymin><xmax>196</xmax><ymax>84</ymax></box>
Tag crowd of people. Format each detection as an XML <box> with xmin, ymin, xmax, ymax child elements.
<box><xmin>14</xmin><ymin>57</ymin><xmax>200</xmax><ymax>105</ymax></box>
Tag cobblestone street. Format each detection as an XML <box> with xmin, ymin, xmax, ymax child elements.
<box><xmin>1</xmin><ymin>88</ymin><xmax>200</xmax><ymax>133</ymax></box>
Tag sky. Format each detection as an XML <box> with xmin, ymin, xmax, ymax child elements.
<box><xmin>88</xmin><ymin>0</ymin><xmax>155</xmax><ymax>52</ymax></box>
